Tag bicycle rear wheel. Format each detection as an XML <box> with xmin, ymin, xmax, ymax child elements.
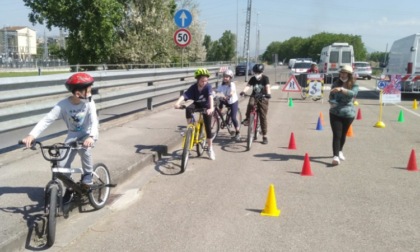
<box><xmin>46</xmin><ymin>185</ymin><xmax>58</xmax><ymax>247</ymax></box>
<box><xmin>181</xmin><ymin>128</ymin><xmax>192</xmax><ymax>173</ymax></box>
<box><xmin>226</xmin><ymin>108</ymin><xmax>242</xmax><ymax>136</ymax></box>
<box><xmin>196</xmin><ymin>124</ymin><xmax>207</xmax><ymax>157</ymax></box>
<box><xmin>254</xmin><ymin>115</ymin><xmax>260</xmax><ymax>140</ymax></box>
<box><xmin>88</xmin><ymin>163</ymin><xmax>111</xmax><ymax>209</ymax></box>
<box><xmin>247</xmin><ymin>113</ymin><xmax>255</xmax><ymax>151</ymax></box>
<box><xmin>210</xmin><ymin>112</ymin><xmax>220</xmax><ymax>140</ymax></box>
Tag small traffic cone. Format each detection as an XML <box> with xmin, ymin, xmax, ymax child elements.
<box><xmin>288</xmin><ymin>98</ymin><xmax>294</xmax><ymax>107</ymax></box>
<box><xmin>397</xmin><ymin>110</ymin><xmax>405</xmax><ymax>122</ymax></box>
<box><xmin>354</xmin><ymin>100</ymin><xmax>359</xmax><ymax>106</ymax></box>
<box><xmin>288</xmin><ymin>132</ymin><xmax>297</xmax><ymax>150</ymax></box>
<box><xmin>346</xmin><ymin>124</ymin><xmax>354</xmax><ymax>137</ymax></box>
<box><xmin>356</xmin><ymin>108</ymin><xmax>362</xmax><ymax>120</ymax></box>
<box><xmin>261</xmin><ymin>184</ymin><xmax>281</xmax><ymax>217</ymax></box>
<box><xmin>319</xmin><ymin>112</ymin><xmax>324</xmax><ymax>125</ymax></box>
<box><xmin>301</xmin><ymin>153</ymin><xmax>313</xmax><ymax>176</ymax></box>
<box><xmin>413</xmin><ymin>99</ymin><xmax>418</xmax><ymax>110</ymax></box>
<box><xmin>407</xmin><ymin>149</ymin><xmax>418</xmax><ymax>172</ymax></box>
<box><xmin>316</xmin><ymin>116</ymin><xmax>323</xmax><ymax>131</ymax></box>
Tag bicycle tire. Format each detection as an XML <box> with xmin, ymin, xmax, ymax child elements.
<box><xmin>226</xmin><ymin>108</ymin><xmax>242</xmax><ymax>136</ymax></box>
<box><xmin>196</xmin><ymin>124</ymin><xmax>206</xmax><ymax>157</ymax></box>
<box><xmin>88</xmin><ymin>163</ymin><xmax>111</xmax><ymax>209</ymax></box>
<box><xmin>254</xmin><ymin>114</ymin><xmax>261</xmax><ymax>140</ymax></box>
<box><xmin>181</xmin><ymin>127</ymin><xmax>192</xmax><ymax>173</ymax></box>
<box><xmin>210</xmin><ymin>112</ymin><xmax>220</xmax><ymax>140</ymax></box>
<box><xmin>247</xmin><ymin>113</ymin><xmax>255</xmax><ymax>151</ymax></box>
<box><xmin>47</xmin><ymin>185</ymin><xmax>58</xmax><ymax>247</ymax></box>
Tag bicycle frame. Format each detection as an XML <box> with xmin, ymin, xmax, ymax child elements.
<box><xmin>182</xmin><ymin>111</ymin><xmax>205</xmax><ymax>150</ymax></box>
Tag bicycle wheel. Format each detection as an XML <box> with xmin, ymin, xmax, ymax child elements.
<box><xmin>226</xmin><ymin>108</ymin><xmax>242</xmax><ymax>136</ymax></box>
<box><xmin>255</xmin><ymin>115</ymin><xmax>261</xmax><ymax>140</ymax></box>
<box><xmin>210</xmin><ymin>112</ymin><xmax>220</xmax><ymax>140</ymax></box>
<box><xmin>196</xmin><ymin>124</ymin><xmax>207</xmax><ymax>157</ymax></box>
<box><xmin>181</xmin><ymin>127</ymin><xmax>192</xmax><ymax>173</ymax></box>
<box><xmin>247</xmin><ymin>113</ymin><xmax>255</xmax><ymax>151</ymax></box>
<box><xmin>88</xmin><ymin>163</ymin><xmax>111</xmax><ymax>209</ymax></box>
<box><xmin>46</xmin><ymin>185</ymin><xmax>58</xmax><ymax>247</ymax></box>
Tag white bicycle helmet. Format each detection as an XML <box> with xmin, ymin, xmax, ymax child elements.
<box><xmin>223</xmin><ymin>69</ymin><xmax>234</xmax><ymax>79</ymax></box>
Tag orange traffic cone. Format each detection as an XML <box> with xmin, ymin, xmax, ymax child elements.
<box><xmin>261</xmin><ymin>184</ymin><xmax>281</xmax><ymax>217</ymax></box>
<box><xmin>346</xmin><ymin>124</ymin><xmax>354</xmax><ymax>137</ymax></box>
<box><xmin>319</xmin><ymin>112</ymin><xmax>324</xmax><ymax>125</ymax></box>
<box><xmin>288</xmin><ymin>132</ymin><xmax>297</xmax><ymax>150</ymax></box>
<box><xmin>356</xmin><ymin>108</ymin><xmax>362</xmax><ymax>120</ymax></box>
<box><xmin>301</xmin><ymin>153</ymin><xmax>313</xmax><ymax>176</ymax></box>
<box><xmin>407</xmin><ymin>149</ymin><xmax>418</xmax><ymax>172</ymax></box>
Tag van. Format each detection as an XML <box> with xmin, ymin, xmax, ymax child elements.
<box><xmin>288</xmin><ymin>59</ymin><xmax>297</xmax><ymax>69</ymax></box>
<box><xmin>318</xmin><ymin>42</ymin><xmax>355</xmax><ymax>82</ymax></box>
<box><xmin>382</xmin><ymin>33</ymin><xmax>420</xmax><ymax>93</ymax></box>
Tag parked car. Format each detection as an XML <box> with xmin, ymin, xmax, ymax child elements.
<box><xmin>354</xmin><ymin>61</ymin><xmax>372</xmax><ymax>80</ymax></box>
<box><xmin>290</xmin><ymin>61</ymin><xmax>313</xmax><ymax>74</ymax></box>
<box><xmin>235</xmin><ymin>62</ymin><xmax>255</xmax><ymax>76</ymax></box>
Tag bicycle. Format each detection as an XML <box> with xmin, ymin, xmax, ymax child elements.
<box><xmin>18</xmin><ymin>140</ymin><xmax>115</xmax><ymax>247</ymax></box>
<box><xmin>177</xmin><ymin>106</ymin><xmax>218</xmax><ymax>173</ymax></box>
<box><xmin>242</xmin><ymin>93</ymin><xmax>265</xmax><ymax>151</ymax></box>
<box><xmin>212</xmin><ymin>96</ymin><xmax>242</xmax><ymax>139</ymax></box>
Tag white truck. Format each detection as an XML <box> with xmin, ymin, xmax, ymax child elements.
<box><xmin>318</xmin><ymin>42</ymin><xmax>354</xmax><ymax>83</ymax></box>
<box><xmin>382</xmin><ymin>33</ymin><xmax>420</xmax><ymax>93</ymax></box>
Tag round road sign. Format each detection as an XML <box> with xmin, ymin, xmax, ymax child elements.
<box><xmin>174</xmin><ymin>28</ymin><xmax>192</xmax><ymax>47</ymax></box>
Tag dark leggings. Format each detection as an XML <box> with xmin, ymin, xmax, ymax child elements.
<box><xmin>186</xmin><ymin>104</ymin><xmax>212</xmax><ymax>139</ymax></box>
<box><xmin>219</xmin><ymin>100</ymin><xmax>239</xmax><ymax>129</ymax></box>
<box><xmin>329</xmin><ymin>113</ymin><xmax>354</xmax><ymax>156</ymax></box>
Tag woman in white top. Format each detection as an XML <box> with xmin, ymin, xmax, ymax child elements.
<box><xmin>216</xmin><ymin>69</ymin><xmax>240</xmax><ymax>140</ymax></box>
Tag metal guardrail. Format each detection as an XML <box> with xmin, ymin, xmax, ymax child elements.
<box><xmin>0</xmin><ymin>66</ymin><xmax>224</xmax><ymax>134</ymax></box>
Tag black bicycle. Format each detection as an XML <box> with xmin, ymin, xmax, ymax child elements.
<box><xmin>19</xmin><ymin>140</ymin><xmax>116</xmax><ymax>247</ymax></box>
<box><xmin>212</xmin><ymin>96</ymin><xmax>242</xmax><ymax>139</ymax></box>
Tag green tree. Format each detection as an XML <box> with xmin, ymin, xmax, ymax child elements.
<box><xmin>205</xmin><ymin>30</ymin><xmax>236</xmax><ymax>61</ymax></box>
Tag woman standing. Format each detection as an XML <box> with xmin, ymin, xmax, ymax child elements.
<box><xmin>329</xmin><ymin>65</ymin><xmax>359</xmax><ymax>165</ymax></box>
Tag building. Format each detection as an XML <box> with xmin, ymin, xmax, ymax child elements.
<box><xmin>0</xmin><ymin>26</ymin><xmax>37</xmax><ymax>62</ymax></box>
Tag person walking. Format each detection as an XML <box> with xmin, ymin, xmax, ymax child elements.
<box><xmin>329</xmin><ymin>65</ymin><xmax>359</xmax><ymax>165</ymax></box>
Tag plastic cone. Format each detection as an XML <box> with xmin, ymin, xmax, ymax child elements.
<box><xmin>356</xmin><ymin>108</ymin><xmax>362</xmax><ymax>120</ymax></box>
<box><xmin>288</xmin><ymin>132</ymin><xmax>297</xmax><ymax>150</ymax></box>
<box><xmin>413</xmin><ymin>99</ymin><xmax>418</xmax><ymax>110</ymax></box>
<box><xmin>288</xmin><ymin>98</ymin><xmax>294</xmax><ymax>107</ymax></box>
<box><xmin>346</xmin><ymin>124</ymin><xmax>354</xmax><ymax>137</ymax></box>
<box><xmin>398</xmin><ymin>110</ymin><xmax>405</xmax><ymax>122</ymax></box>
<box><xmin>407</xmin><ymin>149</ymin><xmax>418</xmax><ymax>171</ymax></box>
<box><xmin>301</xmin><ymin>153</ymin><xmax>313</xmax><ymax>176</ymax></box>
<box><xmin>316</xmin><ymin>116</ymin><xmax>323</xmax><ymax>131</ymax></box>
<box><xmin>354</xmin><ymin>100</ymin><xmax>359</xmax><ymax>106</ymax></box>
<box><xmin>319</xmin><ymin>112</ymin><xmax>324</xmax><ymax>125</ymax></box>
<box><xmin>261</xmin><ymin>184</ymin><xmax>281</xmax><ymax>217</ymax></box>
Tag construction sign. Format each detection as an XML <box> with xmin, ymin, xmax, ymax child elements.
<box><xmin>282</xmin><ymin>75</ymin><xmax>302</xmax><ymax>92</ymax></box>
<box><xmin>306</xmin><ymin>75</ymin><xmax>324</xmax><ymax>97</ymax></box>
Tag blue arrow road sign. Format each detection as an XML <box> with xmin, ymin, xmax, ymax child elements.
<box><xmin>174</xmin><ymin>9</ymin><xmax>192</xmax><ymax>28</ymax></box>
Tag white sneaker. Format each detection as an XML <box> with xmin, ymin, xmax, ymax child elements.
<box><xmin>207</xmin><ymin>149</ymin><xmax>216</xmax><ymax>160</ymax></box>
<box><xmin>339</xmin><ymin>151</ymin><xmax>346</xmax><ymax>161</ymax></box>
<box><xmin>332</xmin><ymin>156</ymin><xmax>340</xmax><ymax>166</ymax></box>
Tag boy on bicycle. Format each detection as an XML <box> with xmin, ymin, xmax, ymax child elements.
<box><xmin>174</xmin><ymin>68</ymin><xmax>216</xmax><ymax>160</ymax></box>
<box><xmin>239</xmin><ymin>63</ymin><xmax>271</xmax><ymax>144</ymax></box>
<box><xmin>21</xmin><ymin>72</ymin><xmax>99</xmax><ymax>191</ymax></box>
<box><xmin>215</xmin><ymin>69</ymin><xmax>241</xmax><ymax>141</ymax></box>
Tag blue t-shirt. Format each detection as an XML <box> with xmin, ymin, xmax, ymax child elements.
<box><xmin>183</xmin><ymin>83</ymin><xmax>212</xmax><ymax>108</ymax></box>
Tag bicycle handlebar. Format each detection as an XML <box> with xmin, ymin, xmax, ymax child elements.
<box><xmin>18</xmin><ymin>140</ymin><xmax>84</xmax><ymax>162</ymax></box>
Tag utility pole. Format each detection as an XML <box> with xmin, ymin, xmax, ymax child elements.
<box><xmin>243</xmin><ymin>0</ymin><xmax>252</xmax><ymax>81</ymax></box>
<box><xmin>255</xmin><ymin>12</ymin><xmax>260</xmax><ymax>63</ymax></box>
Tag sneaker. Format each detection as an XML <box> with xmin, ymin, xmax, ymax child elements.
<box><xmin>242</xmin><ymin>119</ymin><xmax>249</xmax><ymax>126</ymax></box>
<box><xmin>332</xmin><ymin>156</ymin><xmax>340</xmax><ymax>166</ymax></box>
<box><xmin>82</xmin><ymin>173</ymin><xmax>93</xmax><ymax>185</ymax></box>
<box><xmin>339</xmin><ymin>151</ymin><xmax>346</xmax><ymax>161</ymax></box>
<box><xmin>207</xmin><ymin>149</ymin><xmax>216</xmax><ymax>160</ymax></box>
<box><xmin>234</xmin><ymin>132</ymin><xmax>241</xmax><ymax>141</ymax></box>
<box><xmin>262</xmin><ymin>137</ymin><xmax>268</xmax><ymax>144</ymax></box>
<box><xmin>62</xmin><ymin>188</ymin><xmax>74</xmax><ymax>204</ymax></box>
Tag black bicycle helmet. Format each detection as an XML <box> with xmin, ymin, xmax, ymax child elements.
<box><xmin>252</xmin><ymin>64</ymin><xmax>264</xmax><ymax>74</ymax></box>
<box><xmin>65</xmin><ymin>72</ymin><xmax>94</xmax><ymax>93</ymax></box>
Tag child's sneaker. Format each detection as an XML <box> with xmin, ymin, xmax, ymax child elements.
<box><xmin>207</xmin><ymin>148</ymin><xmax>216</xmax><ymax>160</ymax></box>
<box><xmin>262</xmin><ymin>137</ymin><xmax>268</xmax><ymax>144</ymax></box>
<box><xmin>82</xmin><ymin>173</ymin><xmax>93</xmax><ymax>185</ymax></box>
<box><xmin>339</xmin><ymin>151</ymin><xmax>346</xmax><ymax>161</ymax></box>
<box><xmin>242</xmin><ymin>119</ymin><xmax>249</xmax><ymax>126</ymax></box>
<box><xmin>234</xmin><ymin>132</ymin><xmax>241</xmax><ymax>141</ymax></box>
<box><xmin>332</xmin><ymin>156</ymin><xmax>340</xmax><ymax>166</ymax></box>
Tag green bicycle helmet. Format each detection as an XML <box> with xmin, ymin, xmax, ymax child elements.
<box><xmin>194</xmin><ymin>68</ymin><xmax>210</xmax><ymax>79</ymax></box>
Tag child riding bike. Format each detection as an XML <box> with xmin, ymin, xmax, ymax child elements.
<box><xmin>174</xmin><ymin>68</ymin><xmax>216</xmax><ymax>160</ymax></box>
<box><xmin>240</xmin><ymin>63</ymin><xmax>272</xmax><ymax>144</ymax></box>
<box><xmin>215</xmin><ymin>69</ymin><xmax>241</xmax><ymax>141</ymax></box>
<box><xmin>21</xmin><ymin>72</ymin><xmax>99</xmax><ymax>202</ymax></box>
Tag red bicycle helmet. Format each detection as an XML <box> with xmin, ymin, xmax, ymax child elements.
<box><xmin>65</xmin><ymin>72</ymin><xmax>94</xmax><ymax>92</ymax></box>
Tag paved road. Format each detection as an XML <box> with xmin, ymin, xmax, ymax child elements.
<box><xmin>2</xmin><ymin>68</ymin><xmax>420</xmax><ymax>251</ymax></box>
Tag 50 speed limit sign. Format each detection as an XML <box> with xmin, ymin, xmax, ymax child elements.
<box><xmin>174</xmin><ymin>28</ymin><xmax>192</xmax><ymax>47</ymax></box>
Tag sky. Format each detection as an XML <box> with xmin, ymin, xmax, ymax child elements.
<box><xmin>2</xmin><ymin>0</ymin><xmax>420</xmax><ymax>58</ymax></box>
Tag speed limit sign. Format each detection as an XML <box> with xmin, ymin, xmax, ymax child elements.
<box><xmin>174</xmin><ymin>28</ymin><xmax>192</xmax><ymax>47</ymax></box>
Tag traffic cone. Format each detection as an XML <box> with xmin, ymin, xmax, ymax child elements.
<box><xmin>356</xmin><ymin>108</ymin><xmax>362</xmax><ymax>120</ymax></box>
<box><xmin>413</xmin><ymin>99</ymin><xmax>418</xmax><ymax>110</ymax></box>
<box><xmin>319</xmin><ymin>112</ymin><xmax>324</xmax><ymax>125</ymax></box>
<box><xmin>261</xmin><ymin>184</ymin><xmax>281</xmax><ymax>217</ymax></box>
<box><xmin>397</xmin><ymin>110</ymin><xmax>405</xmax><ymax>122</ymax></box>
<box><xmin>288</xmin><ymin>132</ymin><xmax>297</xmax><ymax>150</ymax></box>
<box><xmin>407</xmin><ymin>149</ymin><xmax>418</xmax><ymax>172</ymax></box>
<box><xmin>316</xmin><ymin>116</ymin><xmax>323</xmax><ymax>131</ymax></box>
<box><xmin>354</xmin><ymin>100</ymin><xmax>359</xmax><ymax>106</ymax></box>
<box><xmin>346</xmin><ymin>124</ymin><xmax>354</xmax><ymax>137</ymax></box>
<box><xmin>301</xmin><ymin>153</ymin><xmax>313</xmax><ymax>176</ymax></box>
<box><xmin>288</xmin><ymin>98</ymin><xmax>294</xmax><ymax>107</ymax></box>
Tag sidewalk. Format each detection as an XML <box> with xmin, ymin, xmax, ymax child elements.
<box><xmin>0</xmin><ymin>78</ymin><xmax>252</xmax><ymax>251</ymax></box>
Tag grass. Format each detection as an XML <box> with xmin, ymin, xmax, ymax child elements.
<box><xmin>0</xmin><ymin>71</ymin><xmax>70</xmax><ymax>78</ymax></box>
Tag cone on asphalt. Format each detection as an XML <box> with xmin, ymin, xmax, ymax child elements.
<box><xmin>288</xmin><ymin>132</ymin><xmax>297</xmax><ymax>150</ymax></box>
<box><xmin>301</xmin><ymin>153</ymin><xmax>313</xmax><ymax>176</ymax></box>
<box><xmin>407</xmin><ymin>149</ymin><xmax>418</xmax><ymax>172</ymax></box>
<box><xmin>319</xmin><ymin>112</ymin><xmax>324</xmax><ymax>125</ymax></box>
<box><xmin>354</xmin><ymin>100</ymin><xmax>359</xmax><ymax>106</ymax></box>
<box><xmin>398</xmin><ymin>110</ymin><xmax>405</xmax><ymax>122</ymax></box>
<box><xmin>261</xmin><ymin>184</ymin><xmax>281</xmax><ymax>217</ymax></box>
<box><xmin>356</xmin><ymin>108</ymin><xmax>362</xmax><ymax>120</ymax></box>
<box><xmin>413</xmin><ymin>99</ymin><xmax>418</xmax><ymax>110</ymax></box>
<box><xmin>316</xmin><ymin>116</ymin><xmax>323</xmax><ymax>131</ymax></box>
<box><xmin>346</xmin><ymin>124</ymin><xmax>354</xmax><ymax>137</ymax></box>
<box><xmin>288</xmin><ymin>98</ymin><xmax>294</xmax><ymax>107</ymax></box>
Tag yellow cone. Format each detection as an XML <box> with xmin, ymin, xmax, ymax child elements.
<box><xmin>261</xmin><ymin>184</ymin><xmax>281</xmax><ymax>217</ymax></box>
<box><xmin>413</xmin><ymin>99</ymin><xmax>418</xmax><ymax>110</ymax></box>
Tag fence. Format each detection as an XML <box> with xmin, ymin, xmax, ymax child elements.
<box><xmin>0</xmin><ymin>66</ymin><xmax>226</xmax><ymax>134</ymax></box>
